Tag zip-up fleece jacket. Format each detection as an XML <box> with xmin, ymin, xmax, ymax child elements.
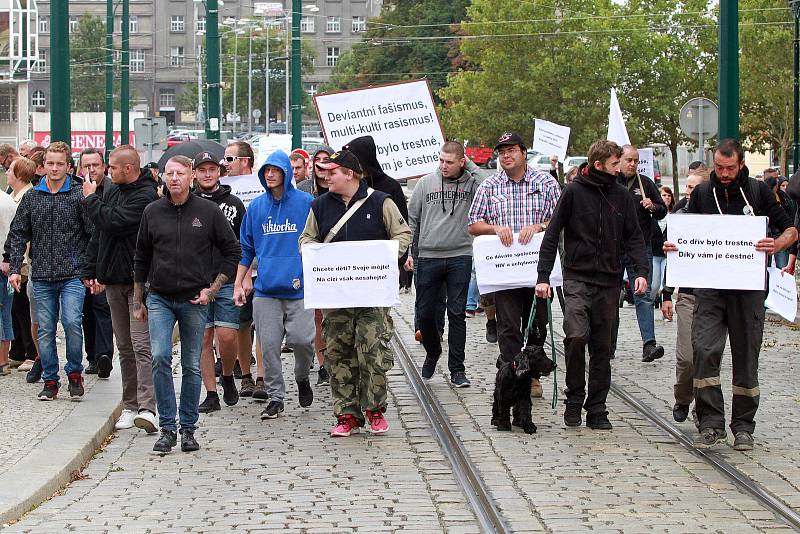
<box><xmin>299</xmin><ymin>179</ymin><xmax>412</xmax><ymax>256</ymax></box>
<box><xmin>239</xmin><ymin>150</ymin><xmax>312</xmax><ymax>299</ymax></box>
<box><xmin>538</xmin><ymin>163</ymin><xmax>649</xmax><ymax>288</ymax></box>
<box><xmin>86</xmin><ymin>170</ymin><xmax>159</xmax><ymax>285</ymax></box>
<box><xmin>9</xmin><ymin>176</ymin><xmax>94</xmax><ymax>281</ymax></box>
<box><xmin>194</xmin><ymin>183</ymin><xmax>246</xmax><ymax>281</ymax></box>
<box><xmin>134</xmin><ymin>193</ymin><xmax>242</xmax><ymax>302</ymax></box>
<box><xmin>408</xmin><ymin>159</ymin><xmax>482</xmax><ymax>258</ymax></box>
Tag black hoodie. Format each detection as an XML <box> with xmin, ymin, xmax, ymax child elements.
<box><xmin>343</xmin><ymin>135</ymin><xmax>409</xmax><ymax>220</ymax></box>
<box><xmin>538</xmin><ymin>163</ymin><xmax>649</xmax><ymax>287</ymax></box>
<box><xmin>688</xmin><ymin>166</ymin><xmax>793</xmax><ymax>235</ymax></box>
<box><xmin>193</xmin><ymin>183</ymin><xmax>246</xmax><ymax>280</ymax></box>
<box><xmin>86</xmin><ymin>169</ymin><xmax>159</xmax><ymax>285</ymax></box>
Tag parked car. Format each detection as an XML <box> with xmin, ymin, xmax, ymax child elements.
<box><xmin>528</xmin><ymin>153</ymin><xmax>553</xmax><ymax>172</ymax></box>
<box><xmin>166</xmin><ymin>134</ymin><xmax>190</xmax><ymax>148</ymax></box>
<box><xmin>653</xmin><ymin>160</ymin><xmax>662</xmax><ymax>184</ymax></box>
<box><xmin>465</xmin><ymin>143</ymin><xmax>493</xmax><ymax>167</ymax></box>
<box><xmin>563</xmin><ymin>156</ymin><xmax>587</xmax><ymax>173</ymax></box>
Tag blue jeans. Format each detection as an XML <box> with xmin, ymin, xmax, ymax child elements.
<box><xmin>416</xmin><ymin>256</ymin><xmax>472</xmax><ymax>374</ymax></box>
<box><xmin>0</xmin><ymin>274</ymin><xmax>14</xmax><ymax>341</ymax></box>
<box><xmin>466</xmin><ymin>266</ymin><xmax>480</xmax><ymax>311</ymax></box>
<box><xmin>147</xmin><ymin>291</ymin><xmax>208</xmax><ymax>433</ymax></box>
<box><xmin>770</xmin><ymin>250</ymin><xmax>789</xmax><ymax>269</ymax></box>
<box><xmin>33</xmin><ymin>278</ymin><xmax>85</xmax><ymax>382</ymax></box>
<box><xmin>616</xmin><ymin>251</ymin><xmax>656</xmax><ymax>347</ymax></box>
<box><xmin>649</xmin><ymin>256</ymin><xmax>667</xmax><ymax>302</ymax></box>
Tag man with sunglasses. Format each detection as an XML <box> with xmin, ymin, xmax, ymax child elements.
<box><xmin>0</xmin><ymin>144</ymin><xmax>19</xmax><ymax>172</ymax></box>
<box><xmin>468</xmin><ymin>132</ymin><xmax>561</xmax><ymax>397</ymax></box>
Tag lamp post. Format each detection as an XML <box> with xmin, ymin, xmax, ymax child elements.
<box><xmin>51</xmin><ymin>0</ymin><xmax>70</xmax><ymax>143</ymax></box>
<box><xmin>792</xmin><ymin>0</ymin><xmax>800</xmax><ymax>173</ymax></box>
<box><xmin>290</xmin><ymin>0</ymin><xmax>302</xmax><ymax>149</ymax></box>
<box><xmin>201</xmin><ymin>0</ymin><xmax>220</xmax><ymax>141</ymax></box>
<box><xmin>718</xmin><ymin>0</ymin><xmax>739</xmax><ymax>140</ymax></box>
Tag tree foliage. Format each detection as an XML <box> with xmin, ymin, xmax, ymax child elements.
<box><xmin>323</xmin><ymin>0</ymin><xmax>470</xmax><ymax>100</ymax></box>
<box><xmin>70</xmin><ymin>15</ymin><xmax>121</xmax><ymax>112</ymax></box>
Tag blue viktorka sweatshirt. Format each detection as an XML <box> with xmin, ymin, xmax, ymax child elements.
<box><xmin>239</xmin><ymin>150</ymin><xmax>312</xmax><ymax>299</ymax></box>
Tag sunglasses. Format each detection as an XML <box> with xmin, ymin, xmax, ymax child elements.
<box><xmin>223</xmin><ymin>156</ymin><xmax>250</xmax><ymax>163</ymax></box>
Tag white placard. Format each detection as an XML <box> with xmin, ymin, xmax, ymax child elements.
<box><xmin>765</xmin><ymin>267</ymin><xmax>797</xmax><ymax>322</ymax></box>
<box><xmin>301</xmin><ymin>240</ymin><xmax>400</xmax><ymax>309</ymax></box>
<box><xmin>473</xmin><ymin>233</ymin><xmax>562</xmax><ymax>294</ymax></box>
<box><xmin>220</xmin><ymin>173</ymin><xmax>263</xmax><ymax>209</ymax></box>
<box><xmin>314</xmin><ymin>80</ymin><xmax>445</xmax><ymax>180</ymax></box>
<box><xmin>637</xmin><ymin>148</ymin><xmax>655</xmax><ymax>182</ymax></box>
<box><xmin>665</xmin><ymin>214</ymin><xmax>767</xmax><ymax>290</ymax></box>
<box><xmin>532</xmin><ymin>119</ymin><xmax>570</xmax><ymax>162</ymax></box>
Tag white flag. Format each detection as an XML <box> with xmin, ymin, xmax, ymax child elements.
<box><xmin>607</xmin><ymin>88</ymin><xmax>630</xmax><ymax>146</ymax></box>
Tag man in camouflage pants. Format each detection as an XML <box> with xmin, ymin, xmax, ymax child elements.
<box><xmin>299</xmin><ymin>149</ymin><xmax>411</xmax><ymax>437</ymax></box>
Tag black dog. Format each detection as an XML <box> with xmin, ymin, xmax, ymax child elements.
<box><xmin>491</xmin><ymin>326</ymin><xmax>556</xmax><ymax>434</ymax></box>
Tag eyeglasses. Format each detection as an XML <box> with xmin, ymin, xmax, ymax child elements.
<box><xmin>223</xmin><ymin>156</ymin><xmax>250</xmax><ymax>163</ymax></box>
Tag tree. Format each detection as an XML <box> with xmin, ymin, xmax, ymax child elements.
<box><xmin>739</xmin><ymin>0</ymin><xmax>794</xmax><ymax>176</ymax></box>
<box><xmin>613</xmin><ymin>0</ymin><xmax>717</xmax><ymax>193</ymax></box>
<box><xmin>323</xmin><ymin>0</ymin><xmax>470</xmax><ymax>100</ymax></box>
<box><xmin>70</xmin><ymin>15</ymin><xmax>121</xmax><ymax>112</ymax></box>
<box><xmin>440</xmin><ymin>0</ymin><xmax>622</xmax><ymax>151</ymax></box>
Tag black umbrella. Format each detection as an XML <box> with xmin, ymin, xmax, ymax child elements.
<box><xmin>157</xmin><ymin>139</ymin><xmax>225</xmax><ymax>171</ymax></box>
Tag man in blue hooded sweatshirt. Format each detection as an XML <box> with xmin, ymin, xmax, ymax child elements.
<box><xmin>234</xmin><ymin>150</ymin><xmax>314</xmax><ymax>420</ymax></box>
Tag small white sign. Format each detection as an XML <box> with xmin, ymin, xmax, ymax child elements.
<box><xmin>314</xmin><ymin>79</ymin><xmax>445</xmax><ymax>180</ymax></box>
<box><xmin>301</xmin><ymin>240</ymin><xmax>400</xmax><ymax>309</ymax></box>
<box><xmin>765</xmin><ymin>267</ymin><xmax>797</xmax><ymax>322</ymax></box>
<box><xmin>473</xmin><ymin>233</ymin><xmax>562</xmax><ymax>294</ymax></box>
<box><xmin>532</xmin><ymin>119</ymin><xmax>570</xmax><ymax>162</ymax></box>
<box><xmin>637</xmin><ymin>148</ymin><xmax>655</xmax><ymax>182</ymax></box>
<box><xmin>665</xmin><ymin>214</ymin><xmax>767</xmax><ymax>290</ymax></box>
<box><xmin>220</xmin><ymin>173</ymin><xmax>263</xmax><ymax>209</ymax></box>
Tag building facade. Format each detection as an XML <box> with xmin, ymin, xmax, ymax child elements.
<box><xmin>31</xmin><ymin>0</ymin><xmax>381</xmax><ymax>129</ymax></box>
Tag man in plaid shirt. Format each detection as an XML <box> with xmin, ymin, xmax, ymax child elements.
<box><xmin>468</xmin><ymin>132</ymin><xmax>561</xmax><ymax>396</ymax></box>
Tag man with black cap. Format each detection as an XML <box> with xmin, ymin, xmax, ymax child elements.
<box><xmin>468</xmin><ymin>132</ymin><xmax>561</xmax><ymax>397</ymax></box>
<box><xmin>192</xmin><ymin>151</ymin><xmax>247</xmax><ymax>414</ymax></box>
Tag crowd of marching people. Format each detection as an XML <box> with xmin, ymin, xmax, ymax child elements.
<box><xmin>0</xmin><ymin>128</ymin><xmax>795</xmax><ymax>454</ymax></box>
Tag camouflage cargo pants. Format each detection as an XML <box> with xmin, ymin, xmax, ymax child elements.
<box><xmin>322</xmin><ymin>307</ymin><xmax>394</xmax><ymax>424</ymax></box>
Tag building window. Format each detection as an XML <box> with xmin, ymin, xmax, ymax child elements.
<box><xmin>69</xmin><ymin>16</ymin><xmax>78</xmax><ymax>33</ymax></box>
<box><xmin>352</xmin><ymin>16</ymin><xmax>365</xmax><ymax>33</ymax></box>
<box><xmin>129</xmin><ymin>16</ymin><xmax>138</xmax><ymax>34</ymax></box>
<box><xmin>130</xmin><ymin>49</ymin><xmax>145</xmax><ymax>73</ymax></box>
<box><xmin>170</xmin><ymin>46</ymin><xmax>185</xmax><ymax>67</ymax></box>
<box><xmin>305</xmin><ymin>83</ymin><xmax>318</xmax><ymax>97</ymax></box>
<box><xmin>326</xmin><ymin>47</ymin><xmax>339</xmax><ymax>67</ymax></box>
<box><xmin>326</xmin><ymin>17</ymin><xmax>340</xmax><ymax>33</ymax></box>
<box><xmin>31</xmin><ymin>90</ymin><xmax>45</xmax><ymax>108</ymax></box>
<box><xmin>0</xmin><ymin>87</ymin><xmax>17</xmax><ymax>122</ymax></box>
<box><xmin>300</xmin><ymin>16</ymin><xmax>314</xmax><ymax>33</ymax></box>
<box><xmin>196</xmin><ymin>17</ymin><xmax>205</xmax><ymax>33</ymax></box>
<box><xmin>33</xmin><ymin>48</ymin><xmax>47</xmax><ymax>73</ymax></box>
<box><xmin>38</xmin><ymin>16</ymin><xmax>48</xmax><ymax>34</ymax></box>
<box><xmin>170</xmin><ymin>15</ymin><xmax>185</xmax><ymax>32</ymax></box>
<box><xmin>159</xmin><ymin>89</ymin><xmax>176</xmax><ymax>109</ymax></box>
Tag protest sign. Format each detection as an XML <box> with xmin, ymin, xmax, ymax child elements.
<box><xmin>473</xmin><ymin>233</ymin><xmax>562</xmax><ymax>294</ymax></box>
<box><xmin>301</xmin><ymin>240</ymin><xmax>400</xmax><ymax>309</ymax></box>
<box><xmin>637</xmin><ymin>148</ymin><xmax>655</xmax><ymax>181</ymax></box>
<box><xmin>313</xmin><ymin>79</ymin><xmax>445</xmax><ymax>180</ymax></box>
<box><xmin>532</xmin><ymin>119</ymin><xmax>570</xmax><ymax>162</ymax></box>
<box><xmin>765</xmin><ymin>267</ymin><xmax>797</xmax><ymax>322</ymax></box>
<box><xmin>665</xmin><ymin>214</ymin><xmax>767</xmax><ymax>290</ymax></box>
<box><xmin>220</xmin><ymin>174</ymin><xmax>263</xmax><ymax>209</ymax></box>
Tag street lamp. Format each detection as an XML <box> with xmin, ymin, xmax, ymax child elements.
<box><xmin>792</xmin><ymin>0</ymin><xmax>800</xmax><ymax>174</ymax></box>
<box><xmin>194</xmin><ymin>0</ymin><xmax>222</xmax><ymax>141</ymax></box>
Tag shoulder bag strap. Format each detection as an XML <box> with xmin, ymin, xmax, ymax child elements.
<box><xmin>323</xmin><ymin>188</ymin><xmax>375</xmax><ymax>243</ymax></box>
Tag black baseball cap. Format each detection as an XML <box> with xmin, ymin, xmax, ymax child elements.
<box><xmin>494</xmin><ymin>132</ymin><xmax>526</xmax><ymax>151</ymax></box>
<box><xmin>193</xmin><ymin>151</ymin><xmax>224</xmax><ymax>170</ymax></box>
<box><xmin>318</xmin><ymin>149</ymin><xmax>362</xmax><ymax>174</ymax></box>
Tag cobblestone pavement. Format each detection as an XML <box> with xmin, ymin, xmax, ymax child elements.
<box><xmin>0</xmin><ymin>345</ymin><xmax>103</xmax><ymax>478</ymax></box>
<box><xmin>4</xmin><ymin>291</ymin><xmax>800</xmax><ymax>533</ymax></box>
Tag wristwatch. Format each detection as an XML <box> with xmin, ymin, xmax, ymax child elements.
<box><xmin>541</xmin><ymin>222</ymin><xmax>548</xmax><ymax>230</ymax></box>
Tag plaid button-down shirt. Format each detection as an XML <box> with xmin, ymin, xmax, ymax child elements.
<box><xmin>468</xmin><ymin>166</ymin><xmax>561</xmax><ymax>232</ymax></box>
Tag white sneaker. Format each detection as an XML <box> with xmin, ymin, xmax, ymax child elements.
<box><xmin>17</xmin><ymin>359</ymin><xmax>35</xmax><ymax>372</ymax></box>
<box><xmin>115</xmin><ymin>409</ymin><xmax>136</xmax><ymax>430</ymax></box>
<box><xmin>133</xmin><ymin>410</ymin><xmax>158</xmax><ymax>434</ymax></box>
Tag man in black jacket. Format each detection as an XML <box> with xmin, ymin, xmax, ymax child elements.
<box><xmin>8</xmin><ymin>141</ymin><xmax>94</xmax><ymax>401</ymax></box>
<box><xmin>536</xmin><ymin>140</ymin><xmax>649</xmax><ymax>430</ymax></box>
<box><xmin>133</xmin><ymin>155</ymin><xmax>241</xmax><ymax>454</ymax></box>
<box><xmin>84</xmin><ymin>145</ymin><xmax>159</xmax><ymax>434</ymax></box>
<box><xmin>664</xmin><ymin>139</ymin><xmax>797</xmax><ymax>451</ymax></box>
<box><xmin>616</xmin><ymin>145</ymin><xmax>667</xmax><ymax>362</ymax></box>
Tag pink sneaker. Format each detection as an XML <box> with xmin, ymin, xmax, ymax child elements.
<box><xmin>330</xmin><ymin>415</ymin><xmax>361</xmax><ymax>437</ymax></box>
<box><xmin>366</xmin><ymin>410</ymin><xmax>389</xmax><ymax>434</ymax></box>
